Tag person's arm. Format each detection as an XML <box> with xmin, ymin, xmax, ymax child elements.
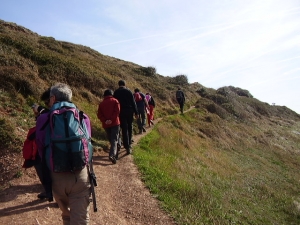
<box><xmin>112</xmin><ymin>99</ymin><xmax>120</xmax><ymax>122</ymax></box>
<box><xmin>143</xmin><ymin>96</ymin><xmax>149</xmax><ymax>108</ymax></box>
<box><xmin>97</xmin><ymin>104</ymin><xmax>106</xmax><ymax>124</ymax></box>
<box><xmin>130</xmin><ymin>91</ymin><xmax>139</xmax><ymax>116</ymax></box>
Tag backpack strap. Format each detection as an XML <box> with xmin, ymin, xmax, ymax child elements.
<box><xmin>63</xmin><ymin>111</ymin><xmax>74</xmax><ymax>172</ymax></box>
<box><xmin>40</xmin><ymin>114</ymin><xmax>50</xmax><ymax>131</ymax></box>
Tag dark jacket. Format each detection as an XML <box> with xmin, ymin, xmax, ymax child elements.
<box><xmin>135</xmin><ymin>92</ymin><xmax>147</xmax><ymax>109</ymax></box>
<box><xmin>113</xmin><ymin>87</ymin><xmax>138</xmax><ymax>115</ymax></box>
<box><xmin>97</xmin><ymin>96</ymin><xmax>120</xmax><ymax>129</ymax></box>
<box><xmin>146</xmin><ymin>94</ymin><xmax>155</xmax><ymax>107</ymax></box>
<box><xmin>176</xmin><ymin>90</ymin><xmax>185</xmax><ymax>102</ymax></box>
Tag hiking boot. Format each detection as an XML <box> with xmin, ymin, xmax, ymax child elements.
<box><xmin>109</xmin><ymin>155</ymin><xmax>117</xmax><ymax>164</ymax></box>
<box><xmin>142</xmin><ymin>127</ymin><xmax>146</xmax><ymax>132</ymax></box>
<box><xmin>38</xmin><ymin>192</ymin><xmax>53</xmax><ymax>202</ymax></box>
<box><xmin>126</xmin><ymin>147</ymin><xmax>132</xmax><ymax>155</ymax></box>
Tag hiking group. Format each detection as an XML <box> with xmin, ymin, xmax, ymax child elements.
<box><xmin>22</xmin><ymin>80</ymin><xmax>159</xmax><ymax>225</ymax></box>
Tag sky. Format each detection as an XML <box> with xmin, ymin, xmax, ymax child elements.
<box><xmin>1</xmin><ymin>0</ymin><xmax>300</xmax><ymax>114</ymax></box>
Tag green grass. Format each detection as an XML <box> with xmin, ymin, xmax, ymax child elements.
<box><xmin>133</xmin><ymin>109</ymin><xmax>300</xmax><ymax>225</ymax></box>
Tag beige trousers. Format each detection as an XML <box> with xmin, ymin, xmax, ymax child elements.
<box><xmin>51</xmin><ymin>167</ymin><xmax>91</xmax><ymax>225</ymax></box>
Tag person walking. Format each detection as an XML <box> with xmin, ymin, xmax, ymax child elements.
<box><xmin>134</xmin><ymin>88</ymin><xmax>149</xmax><ymax>134</ymax></box>
<box><xmin>36</xmin><ymin>83</ymin><xmax>92</xmax><ymax>225</ymax></box>
<box><xmin>24</xmin><ymin>88</ymin><xmax>53</xmax><ymax>202</ymax></box>
<box><xmin>97</xmin><ymin>89</ymin><xmax>120</xmax><ymax>164</ymax></box>
<box><xmin>176</xmin><ymin>87</ymin><xmax>185</xmax><ymax>114</ymax></box>
<box><xmin>145</xmin><ymin>93</ymin><xmax>155</xmax><ymax>127</ymax></box>
<box><xmin>113</xmin><ymin>80</ymin><xmax>138</xmax><ymax>155</ymax></box>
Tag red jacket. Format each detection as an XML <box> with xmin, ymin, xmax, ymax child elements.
<box><xmin>97</xmin><ymin>96</ymin><xmax>120</xmax><ymax>128</ymax></box>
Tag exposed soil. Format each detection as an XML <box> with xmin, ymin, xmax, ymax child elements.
<box><xmin>0</xmin><ymin>118</ymin><xmax>177</xmax><ymax>225</ymax></box>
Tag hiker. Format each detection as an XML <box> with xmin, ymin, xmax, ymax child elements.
<box><xmin>176</xmin><ymin>87</ymin><xmax>185</xmax><ymax>114</ymax></box>
<box><xmin>97</xmin><ymin>89</ymin><xmax>120</xmax><ymax>164</ymax></box>
<box><xmin>134</xmin><ymin>88</ymin><xmax>149</xmax><ymax>134</ymax></box>
<box><xmin>24</xmin><ymin>88</ymin><xmax>53</xmax><ymax>202</ymax></box>
<box><xmin>113</xmin><ymin>80</ymin><xmax>138</xmax><ymax>155</ymax></box>
<box><xmin>145</xmin><ymin>93</ymin><xmax>155</xmax><ymax>127</ymax></box>
<box><xmin>36</xmin><ymin>83</ymin><xmax>92</xmax><ymax>225</ymax></box>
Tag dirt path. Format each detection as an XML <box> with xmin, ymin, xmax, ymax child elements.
<box><xmin>0</xmin><ymin>117</ymin><xmax>176</xmax><ymax>225</ymax></box>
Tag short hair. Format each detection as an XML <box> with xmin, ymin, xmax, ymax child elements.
<box><xmin>118</xmin><ymin>80</ymin><xmax>125</xmax><ymax>86</ymax></box>
<box><xmin>50</xmin><ymin>83</ymin><xmax>72</xmax><ymax>102</ymax></box>
<box><xmin>134</xmin><ymin>88</ymin><xmax>139</xmax><ymax>93</ymax></box>
<box><xmin>40</xmin><ymin>88</ymin><xmax>51</xmax><ymax>101</ymax></box>
<box><xmin>104</xmin><ymin>89</ymin><xmax>113</xmax><ymax>96</ymax></box>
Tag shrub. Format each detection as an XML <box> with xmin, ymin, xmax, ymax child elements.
<box><xmin>197</xmin><ymin>87</ymin><xmax>208</xmax><ymax>97</ymax></box>
<box><xmin>0</xmin><ymin>119</ymin><xmax>15</xmax><ymax>150</ymax></box>
<box><xmin>140</xmin><ymin>66</ymin><xmax>156</xmax><ymax>77</ymax></box>
<box><xmin>228</xmin><ymin>86</ymin><xmax>253</xmax><ymax>98</ymax></box>
<box><xmin>206</xmin><ymin>103</ymin><xmax>228</xmax><ymax>119</ymax></box>
<box><xmin>207</xmin><ymin>94</ymin><xmax>228</xmax><ymax>105</ymax></box>
<box><xmin>169</xmin><ymin>74</ymin><xmax>189</xmax><ymax>85</ymax></box>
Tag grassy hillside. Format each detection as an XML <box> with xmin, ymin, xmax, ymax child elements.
<box><xmin>135</xmin><ymin>103</ymin><xmax>300</xmax><ymax>224</ymax></box>
<box><xmin>0</xmin><ymin>19</ymin><xmax>300</xmax><ymax>224</ymax></box>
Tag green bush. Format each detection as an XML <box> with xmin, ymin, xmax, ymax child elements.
<box><xmin>0</xmin><ymin>119</ymin><xmax>15</xmax><ymax>150</ymax></box>
<box><xmin>169</xmin><ymin>74</ymin><xmax>189</xmax><ymax>85</ymax></box>
<box><xmin>140</xmin><ymin>66</ymin><xmax>157</xmax><ymax>77</ymax></box>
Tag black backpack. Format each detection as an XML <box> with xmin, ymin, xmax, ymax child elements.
<box><xmin>176</xmin><ymin>90</ymin><xmax>183</xmax><ymax>99</ymax></box>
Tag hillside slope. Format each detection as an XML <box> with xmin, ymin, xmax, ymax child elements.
<box><xmin>0</xmin><ymin>19</ymin><xmax>300</xmax><ymax>224</ymax></box>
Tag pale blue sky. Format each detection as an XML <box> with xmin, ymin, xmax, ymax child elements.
<box><xmin>1</xmin><ymin>0</ymin><xmax>300</xmax><ymax>113</ymax></box>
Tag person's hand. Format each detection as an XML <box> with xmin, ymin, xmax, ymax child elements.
<box><xmin>105</xmin><ymin>120</ymin><xmax>112</xmax><ymax>125</ymax></box>
<box><xmin>32</xmin><ymin>104</ymin><xmax>39</xmax><ymax>116</ymax></box>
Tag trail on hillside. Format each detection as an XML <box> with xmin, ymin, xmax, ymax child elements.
<box><xmin>0</xmin><ymin>114</ymin><xmax>181</xmax><ymax>224</ymax></box>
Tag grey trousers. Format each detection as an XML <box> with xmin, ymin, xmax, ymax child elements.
<box><xmin>105</xmin><ymin>125</ymin><xmax>120</xmax><ymax>157</ymax></box>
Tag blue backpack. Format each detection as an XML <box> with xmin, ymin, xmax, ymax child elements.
<box><xmin>44</xmin><ymin>102</ymin><xmax>93</xmax><ymax>173</ymax></box>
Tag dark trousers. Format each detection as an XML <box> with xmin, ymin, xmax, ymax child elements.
<box><xmin>105</xmin><ymin>125</ymin><xmax>120</xmax><ymax>157</ymax></box>
<box><xmin>177</xmin><ymin>98</ymin><xmax>184</xmax><ymax>113</ymax></box>
<box><xmin>137</xmin><ymin>107</ymin><xmax>146</xmax><ymax>131</ymax></box>
<box><xmin>119</xmin><ymin>112</ymin><xmax>134</xmax><ymax>150</ymax></box>
<box><xmin>34</xmin><ymin>158</ymin><xmax>52</xmax><ymax>195</ymax></box>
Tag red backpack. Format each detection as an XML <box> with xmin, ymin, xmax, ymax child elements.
<box><xmin>134</xmin><ymin>92</ymin><xmax>142</xmax><ymax>102</ymax></box>
<box><xmin>22</xmin><ymin>126</ymin><xmax>38</xmax><ymax>161</ymax></box>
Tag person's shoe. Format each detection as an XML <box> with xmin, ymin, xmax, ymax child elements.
<box><xmin>131</xmin><ymin>139</ymin><xmax>134</xmax><ymax>143</ymax></box>
<box><xmin>142</xmin><ymin>127</ymin><xmax>146</xmax><ymax>132</ymax></box>
<box><xmin>38</xmin><ymin>192</ymin><xmax>53</xmax><ymax>202</ymax></box>
<box><xmin>126</xmin><ymin>147</ymin><xmax>132</xmax><ymax>155</ymax></box>
<box><xmin>37</xmin><ymin>192</ymin><xmax>46</xmax><ymax>199</ymax></box>
<box><xmin>109</xmin><ymin>155</ymin><xmax>117</xmax><ymax>164</ymax></box>
<box><xmin>48</xmin><ymin>196</ymin><xmax>54</xmax><ymax>202</ymax></box>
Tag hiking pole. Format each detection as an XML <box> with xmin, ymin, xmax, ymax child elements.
<box><xmin>87</xmin><ymin>160</ymin><xmax>98</xmax><ymax>212</ymax></box>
